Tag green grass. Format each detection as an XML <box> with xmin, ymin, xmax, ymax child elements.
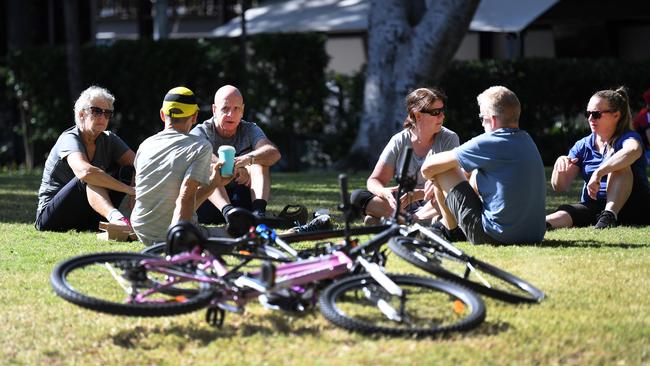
<box><xmin>1</xmin><ymin>170</ymin><xmax>649</xmax><ymax>365</ymax></box>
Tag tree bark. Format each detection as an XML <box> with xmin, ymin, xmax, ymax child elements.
<box><xmin>6</xmin><ymin>0</ymin><xmax>44</xmax><ymax>169</ymax></box>
<box><xmin>348</xmin><ymin>0</ymin><xmax>480</xmax><ymax>168</ymax></box>
<box><xmin>63</xmin><ymin>0</ymin><xmax>83</xmax><ymax>100</ymax></box>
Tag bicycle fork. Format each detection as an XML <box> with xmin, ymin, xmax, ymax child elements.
<box><xmin>356</xmin><ymin>257</ymin><xmax>406</xmax><ymax>322</ymax></box>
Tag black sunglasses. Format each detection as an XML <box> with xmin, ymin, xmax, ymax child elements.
<box><xmin>87</xmin><ymin>106</ymin><xmax>114</xmax><ymax>119</ymax></box>
<box><xmin>422</xmin><ymin>107</ymin><xmax>445</xmax><ymax>116</ymax></box>
<box><xmin>584</xmin><ymin>110</ymin><xmax>614</xmax><ymax>119</ymax></box>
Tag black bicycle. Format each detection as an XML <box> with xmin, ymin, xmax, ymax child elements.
<box><xmin>388</xmin><ymin>224</ymin><xmax>545</xmax><ymax>303</ymax></box>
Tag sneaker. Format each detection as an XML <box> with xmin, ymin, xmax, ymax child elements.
<box><xmin>291</xmin><ymin>214</ymin><xmax>332</xmax><ymax>233</ymax></box>
<box><xmin>429</xmin><ymin>221</ymin><xmax>466</xmax><ymax>242</ymax></box>
<box><xmin>109</xmin><ymin>216</ymin><xmax>133</xmax><ymax>231</ymax></box>
<box><xmin>594</xmin><ymin>210</ymin><xmax>617</xmax><ymax>229</ymax></box>
<box><xmin>252</xmin><ymin>209</ymin><xmax>266</xmax><ymax>218</ymax></box>
<box><xmin>363</xmin><ymin>215</ymin><xmax>381</xmax><ymax>226</ymax></box>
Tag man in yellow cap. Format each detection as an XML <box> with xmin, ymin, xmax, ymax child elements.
<box><xmin>130</xmin><ymin>87</ymin><xmax>226</xmax><ymax>244</ymax></box>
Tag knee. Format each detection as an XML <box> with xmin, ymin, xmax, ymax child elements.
<box><xmin>350</xmin><ymin>189</ymin><xmax>373</xmax><ymax>214</ymax></box>
<box><xmin>609</xmin><ymin>165</ymin><xmax>632</xmax><ymax>180</ymax></box>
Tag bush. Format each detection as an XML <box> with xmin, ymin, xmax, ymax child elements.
<box><xmin>438</xmin><ymin>58</ymin><xmax>650</xmax><ymax>163</ymax></box>
<box><xmin>4</xmin><ymin>35</ymin><xmax>328</xmax><ymax>170</ymax></box>
<box><xmin>4</xmin><ymin>37</ymin><xmax>650</xmax><ymax>169</ymax></box>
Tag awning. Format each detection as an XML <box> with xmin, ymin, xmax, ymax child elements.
<box><xmin>211</xmin><ymin>0</ymin><xmax>559</xmax><ymax>37</ymax></box>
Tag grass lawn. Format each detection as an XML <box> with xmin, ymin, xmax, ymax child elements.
<box><xmin>1</xmin><ymin>169</ymin><xmax>649</xmax><ymax>365</ymax></box>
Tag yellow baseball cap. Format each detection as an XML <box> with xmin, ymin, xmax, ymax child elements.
<box><xmin>161</xmin><ymin>86</ymin><xmax>199</xmax><ymax>117</ymax></box>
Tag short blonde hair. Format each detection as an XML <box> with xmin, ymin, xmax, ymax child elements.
<box><xmin>74</xmin><ymin>86</ymin><xmax>115</xmax><ymax>126</ymax></box>
<box><xmin>477</xmin><ymin>86</ymin><xmax>520</xmax><ymax>126</ymax></box>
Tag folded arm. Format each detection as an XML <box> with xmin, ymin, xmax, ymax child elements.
<box><xmin>67</xmin><ymin>151</ymin><xmax>135</xmax><ymax>196</ymax></box>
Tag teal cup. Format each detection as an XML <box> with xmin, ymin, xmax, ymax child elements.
<box><xmin>218</xmin><ymin>145</ymin><xmax>236</xmax><ymax>178</ymax></box>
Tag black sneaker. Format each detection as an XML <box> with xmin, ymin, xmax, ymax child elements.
<box><xmin>430</xmin><ymin>221</ymin><xmax>466</xmax><ymax>242</ymax></box>
<box><xmin>291</xmin><ymin>214</ymin><xmax>332</xmax><ymax>233</ymax></box>
<box><xmin>594</xmin><ymin>210</ymin><xmax>617</xmax><ymax>229</ymax></box>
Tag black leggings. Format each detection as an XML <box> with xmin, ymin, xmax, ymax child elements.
<box><xmin>35</xmin><ymin>166</ymin><xmax>133</xmax><ymax>232</ymax></box>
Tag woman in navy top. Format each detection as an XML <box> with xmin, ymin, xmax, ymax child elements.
<box><xmin>546</xmin><ymin>87</ymin><xmax>650</xmax><ymax>229</ymax></box>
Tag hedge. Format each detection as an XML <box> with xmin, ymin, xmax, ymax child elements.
<box><xmin>2</xmin><ymin>36</ymin><xmax>650</xmax><ymax>169</ymax></box>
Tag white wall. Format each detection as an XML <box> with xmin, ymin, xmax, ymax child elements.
<box><xmin>325</xmin><ymin>37</ymin><xmax>366</xmax><ymax>75</ymax></box>
<box><xmin>453</xmin><ymin>33</ymin><xmax>480</xmax><ymax>60</ymax></box>
<box><xmin>523</xmin><ymin>29</ymin><xmax>555</xmax><ymax>58</ymax></box>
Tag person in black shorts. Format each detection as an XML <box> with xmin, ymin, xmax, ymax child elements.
<box><xmin>546</xmin><ymin>87</ymin><xmax>650</xmax><ymax>229</ymax></box>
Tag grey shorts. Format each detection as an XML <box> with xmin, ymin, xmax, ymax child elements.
<box><xmin>445</xmin><ymin>181</ymin><xmax>501</xmax><ymax>245</ymax></box>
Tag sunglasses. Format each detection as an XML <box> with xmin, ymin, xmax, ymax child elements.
<box><xmin>422</xmin><ymin>107</ymin><xmax>445</xmax><ymax>116</ymax></box>
<box><xmin>584</xmin><ymin>110</ymin><xmax>614</xmax><ymax>119</ymax></box>
<box><xmin>87</xmin><ymin>106</ymin><xmax>114</xmax><ymax>119</ymax></box>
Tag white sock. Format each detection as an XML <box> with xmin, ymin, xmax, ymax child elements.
<box><xmin>107</xmin><ymin>209</ymin><xmax>125</xmax><ymax>223</ymax></box>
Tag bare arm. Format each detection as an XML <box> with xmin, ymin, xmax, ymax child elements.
<box><xmin>234</xmin><ymin>138</ymin><xmax>281</xmax><ymax>168</ymax></box>
<box><xmin>551</xmin><ymin>155</ymin><xmax>580</xmax><ymax>192</ymax></box>
<box><xmin>421</xmin><ymin>150</ymin><xmax>459</xmax><ymax>179</ymax></box>
<box><xmin>366</xmin><ymin>161</ymin><xmax>398</xmax><ymax>210</ymax></box>
<box><xmin>67</xmin><ymin>151</ymin><xmax>135</xmax><ymax>195</ymax></box>
<box><xmin>196</xmin><ymin>160</ymin><xmax>225</xmax><ymax>205</ymax></box>
<box><xmin>173</xmin><ymin>178</ymin><xmax>200</xmax><ymax>223</ymax></box>
<box><xmin>117</xmin><ymin>149</ymin><xmax>136</xmax><ymax>167</ymax></box>
<box><xmin>587</xmin><ymin>137</ymin><xmax>643</xmax><ymax>199</ymax></box>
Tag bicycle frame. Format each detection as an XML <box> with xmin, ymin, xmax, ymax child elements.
<box><xmin>128</xmin><ymin>220</ymin><xmax>406</xmax><ymax>321</ymax></box>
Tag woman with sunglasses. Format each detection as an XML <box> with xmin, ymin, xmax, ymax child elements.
<box><xmin>35</xmin><ymin>85</ymin><xmax>136</xmax><ymax>232</ymax></box>
<box><xmin>546</xmin><ymin>86</ymin><xmax>650</xmax><ymax>229</ymax></box>
<box><xmin>350</xmin><ymin>87</ymin><xmax>460</xmax><ymax>226</ymax></box>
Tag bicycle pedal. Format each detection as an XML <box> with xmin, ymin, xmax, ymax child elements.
<box><xmin>205</xmin><ymin>307</ymin><xmax>225</xmax><ymax>327</ymax></box>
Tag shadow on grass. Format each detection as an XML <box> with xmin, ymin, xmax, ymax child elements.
<box><xmin>472</xmin><ymin>320</ymin><xmax>510</xmax><ymax>336</ymax></box>
<box><xmin>110</xmin><ymin>313</ymin><xmax>322</xmax><ymax>349</ymax></box>
<box><xmin>109</xmin><ymin>310</ymin><xmax>494</xmax><ymax>347</ymax></box>
<box><xmin>537</xmin><ymin>239</ymin><xmax>650</xmax><ymax>249</ymax></box>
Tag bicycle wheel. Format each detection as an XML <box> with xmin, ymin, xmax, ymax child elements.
<box><xmin>141</xmin><ymin>242</ymin><xmax>166</xmax><ymax>255</ymax></box>
<box><xmin>50</xmin><ymin>252</ymin><xmax>214</xmax><ymax>316</ymax></box>
<box><xmin>319</xmin><ymin>273</ymin><xmax>485</xmax><ymax>336</ymax></box>
<box><xmin>388</xmin><ymin>236</ymin><xmax>545</xmax><ymax>303</ymax></box>
<box><xmin>141</xmin><ymin>241</ymin><xmax>292</xmax><ymax>262</ymax></box>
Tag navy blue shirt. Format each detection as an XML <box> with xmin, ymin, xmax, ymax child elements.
<box><xmin>568</xmin><ymin>131</ymin><xmax>649</xmax><ymax>202</ymax></box>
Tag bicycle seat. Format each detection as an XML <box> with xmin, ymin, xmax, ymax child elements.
<box><xmin>166</xmin><ymin>220</ymin><xmax>207</xmax><ymax>255</ymax></box>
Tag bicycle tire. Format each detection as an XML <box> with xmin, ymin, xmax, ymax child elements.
<box><xmin>318</xmin><ymin>273</ymin><xmax>485</xmax><ymax>336</ymax></box>
<box><xmin>50</xmin><ymin>252</ymin><xmax>214</xmax><ymax>316</ymax></box>
<box><xmin>388</xmin><ymin>236</ymin><xmax>545</xmax><ymax>303</ymax></box>
<box><xmin>141</xmin><ymin>242</ymin><xmax>166</xmax><ymax>255</ymax></box>
<box><xmin>141</xmin><ymin>241</ymin><xmax>292</xmax><ymax>262</ymax></box>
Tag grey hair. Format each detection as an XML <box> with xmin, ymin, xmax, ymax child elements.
<box><xmin>73</xmin><ymin>86</ymin><xmax>115</xmax><ymax>126</ymax></box>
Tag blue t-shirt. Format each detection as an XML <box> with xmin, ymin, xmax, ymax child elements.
<box><xmin>568</xmin><ymin>130</ymin><xmax>649</xmax><ymax>202</ymax></box>
<box><xmin>454</xmin><ymin>128</ymin><xmax>546</xmax><ymax>244</ymax></box>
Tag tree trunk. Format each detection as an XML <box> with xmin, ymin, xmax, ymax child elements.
<box><xmin>348</xmin><ymin>0</ymin><xmax>480</xmax><ymax>168</ymax></box>
<box><xmin>137</xmin><ymin>0</ymin><xmax>154</xmax><ymax>40</ymax></box>
<box><xmin>239</xmin><ymin>0</ymin><xmax>249</xmax><ymax>96</ymax></box>
<box><xmin>63</xmin><ymin>0</ymin><xmax>83</xmax><ymax>100</ymax></box>
<box><xmin>6</xmin><ymin>0</ymin><xmax>44</xmax><ymax>170</ymax></box>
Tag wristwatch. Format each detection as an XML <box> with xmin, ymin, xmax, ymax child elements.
<box><xmin>249</xmin><ymin>154</ymin><xmax>255</xmax><ymax>166</ymax></box>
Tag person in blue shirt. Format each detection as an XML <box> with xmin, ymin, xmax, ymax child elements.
<box><xmin>421</xmin><ymin>86</ymin><xmax>546</xmax><ymax>244</ymax></box>
<box><xmin>546</xmin><ymin>87</ymin><xmax>650</xmax><ymax>229</ymax></box>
